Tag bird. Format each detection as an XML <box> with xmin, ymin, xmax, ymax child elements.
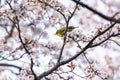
<box><xmin>55</xmin><ymin>26</ymin><xmax>77</xmax><ymax>37</ymax></box>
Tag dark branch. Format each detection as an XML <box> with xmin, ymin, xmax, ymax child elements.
<box><xmin>0</xmin><ymin>63</ymin><xmax>21</xmax><ymax>71</ymax></box>
<box><xmin>15</xmin><ymin>16</ymin><xmax>31</xmax><ymax>55</ymax></box>
<box><xmin>30</xmin><ymin>58</ymin><xmax>38</xmax><ymax>80</ymax></box>
<box><xmin>72</xmin><ymin>0</ymin><xmax>120</xmax><ymax>23</ymax></box>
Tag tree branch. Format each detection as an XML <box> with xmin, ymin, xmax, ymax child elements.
<box><xmin>0</xmin><ymin>63</ymin><xmax>22</xmax><ymax>71</ymax></box>
<box><xmin>109</xmin><ymin>39</ymin><xmax>120</xmax><ymax>47</ymax></box>
<box><xmin>30</xmin><ymin>58</ymin><xmax>38</xmax><ymax>80</ymax></box>
<box><xmin>57</xmin><ymin>2</ymin><xmax>79</xmax><ymax>63</ymax></box>
<box><xmin>72</xmin><ymin>0</ymin><xmax>120</xmax><ymax>23</ymax></box>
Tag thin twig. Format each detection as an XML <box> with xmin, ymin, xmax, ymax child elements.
<box><xmin>57</xmin><ymin>1</ymin><xmax>79</xmax><ymax>63</ymax></box>
<box><xmin>109</xmin><ymin>38</ymin><xmax>120</xmax><ymax>46</ymax></box>
<box><xmin>91</xmin><ymin>33</ymin><xmax>120</xmax><ymax>47</ymax></box>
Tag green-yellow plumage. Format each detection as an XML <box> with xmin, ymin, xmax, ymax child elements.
<box><xmin>55</xmin><ymin>26</ymin><xmax>77</xmax><ymax>37</ymax></box>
